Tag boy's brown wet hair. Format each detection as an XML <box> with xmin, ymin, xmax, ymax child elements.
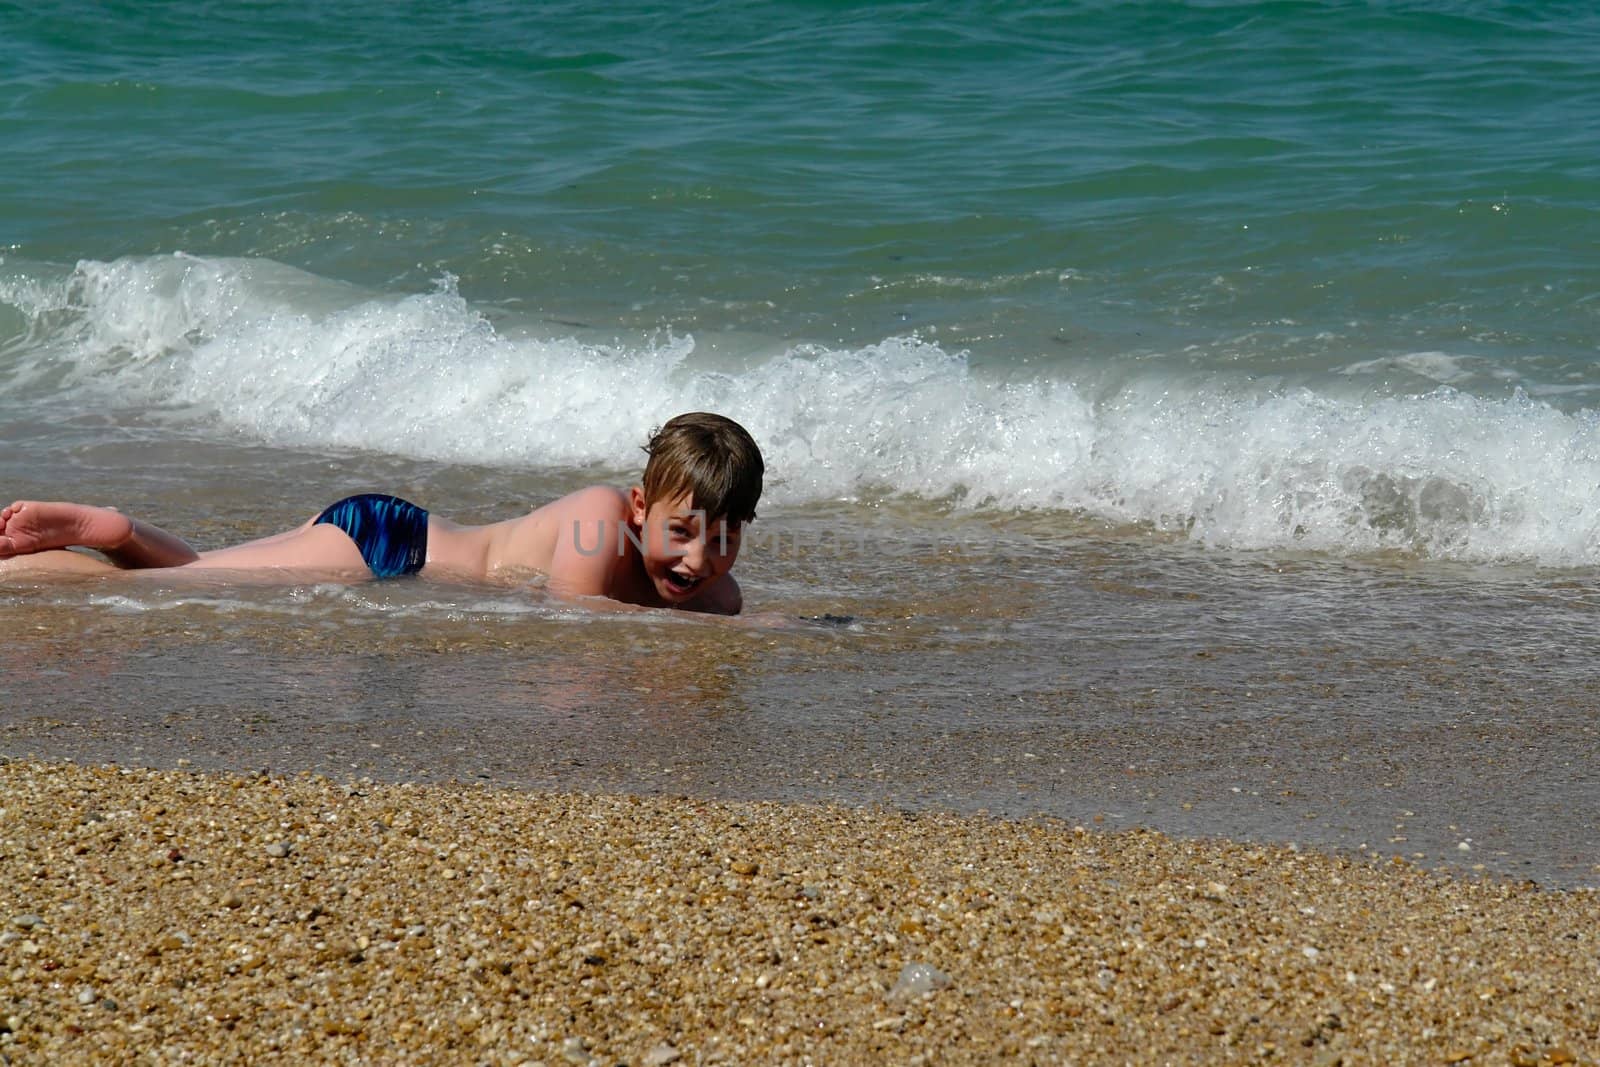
<box><xmin>641</xmin><ymin>412</ymin><xmax>763</xmax><ymax>524</ymax></box>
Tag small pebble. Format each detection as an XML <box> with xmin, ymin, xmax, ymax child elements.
<box><xmin>265</xmin><ymin>842</ymin><xmax>290</xmax><ymax>859</ymax></box>
<box><xmin>888</xmin><ymin>962</ymin><xmax>953</xmax><ymax>1000</ymax></box>
<box><xmin>560</xmin><ymin>1036</ymin><xmax>594</xmax><ymax>1065</ymax></box>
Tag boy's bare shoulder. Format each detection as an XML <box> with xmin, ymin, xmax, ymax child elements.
<box><xmin>486</xmin><ymin>486</ymin><xmax>629</xmax><ymax>576</ymax></box>
<box><xmin>508</xmin><ymin>486</ymin><xmax>628</xmax><ymax>535</ymax></box>
<box><xmin>552</xmin><ymin>485</ymin><xmax>630</xmax><ymax>519</ymax></box>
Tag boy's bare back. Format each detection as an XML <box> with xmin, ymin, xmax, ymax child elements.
<box><xmin>429</xmin><ymin>485</ymin><xmax>742</xmax><ymax>612</ymax></box>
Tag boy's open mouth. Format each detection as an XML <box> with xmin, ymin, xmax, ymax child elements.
<box><xmin>664</xmin><ymin>570</ymin><xmax>701</xmax><ymax>594</ymax></box>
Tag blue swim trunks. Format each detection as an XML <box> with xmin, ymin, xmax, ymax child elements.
<box><xmin>314</xmin><ymin>493</ymin><xmax>429</xmax><ymax>578</ymax></box>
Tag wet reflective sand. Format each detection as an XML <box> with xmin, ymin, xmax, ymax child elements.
<box><xmin>7</xmin><ymin>454</ymin><xmax>1600</xmax><ymax>887</ymax></box>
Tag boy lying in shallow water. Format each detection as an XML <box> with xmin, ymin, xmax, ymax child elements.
<box><xmin>0</xmin><ymin>412</ymin><xmax>761</xmax><ymax>616</ymax></box>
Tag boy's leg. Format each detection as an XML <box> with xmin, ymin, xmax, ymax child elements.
<box><xmin>2</xmin><ymin>499</ymin><xmax>377</xmax><ymax>575</ymax></box>
<box><xmin>0</xmin><ymin>501</ymin><xmax>199</xmax><ymax>568</ymax></box>
<box><xmin>184</xmin><ymin>521</ymin><xmax>367</xmax><ymax>572</ymax></box>
<box><xmin>0</xmin><ymin>549</ymin><xmax>121</xmax><ymax>577</ymax></box>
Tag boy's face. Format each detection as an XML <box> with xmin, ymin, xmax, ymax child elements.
<box><xmin>628</xmin><ymin>488</ymin><xmax>743</xmax><ymax>604</ymax></box>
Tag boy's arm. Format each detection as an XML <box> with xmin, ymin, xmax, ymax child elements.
<box><xmin>685</xmin><ymin>574</ymin><xmax>742</xmax><ymax>615</ymax></box>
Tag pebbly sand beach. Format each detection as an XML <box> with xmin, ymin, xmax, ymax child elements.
<box><xmin>9</xmin><ymin>2</ymin><xmax>1600</xmax><ymax>1063</ymax></box>
<box><xmin>0</xmin><ymin>758</ymin><xmax>1595</xmax><ymax>1065</ymax></box>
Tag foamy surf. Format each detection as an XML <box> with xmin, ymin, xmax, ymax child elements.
<box><xmin>6</xmin><ymin>253</ymin><xmax>1600</xmax><ymax>565</ymax></box>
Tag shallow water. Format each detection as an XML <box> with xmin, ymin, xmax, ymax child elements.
<box><xmin>6</xmin><ymin>441</ymin><xmax>1600</xmax><ymax>886</ymax></box>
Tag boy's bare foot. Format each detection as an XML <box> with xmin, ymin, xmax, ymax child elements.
<box><xmin>0</xmin><ymin>501</ymin><xmax>134</xmax><ymax>558</ymax></box>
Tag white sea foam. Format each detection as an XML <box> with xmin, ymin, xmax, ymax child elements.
<box><xmin>81</xmin><ymin>584</ymin><xmax>557</xmax><ymax>620</ymax></box>
<box><xmin>9</xmin><ymin>254</ymin><xmax>1600</xmax><ymax>564</ymax></box>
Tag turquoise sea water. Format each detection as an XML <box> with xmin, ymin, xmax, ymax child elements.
<box><xmin>4</xmin><ymin>2</ymin><xmax>1600</xmax><ymax>883</ymax></box>
<box><xmin>6</xmin><ymin>1</ymin><xmax>1600</xmax><ymax>556</ymax></box>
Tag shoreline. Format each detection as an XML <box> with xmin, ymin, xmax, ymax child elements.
<box><xmin>1</xmin><ymin>758</ymin><xmax>1595</xmax><ymax>1064</ymax></box>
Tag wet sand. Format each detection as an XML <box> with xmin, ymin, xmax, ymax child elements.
<box><xmin>1</xmin><ymin>758</ymin><xmax>1595</xmax><ymax>1065</ymax></box>
<box><xmin>5</xmin><ymin>614</ymin><xmax>1599</xmax><ymax>891</ymax></box>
